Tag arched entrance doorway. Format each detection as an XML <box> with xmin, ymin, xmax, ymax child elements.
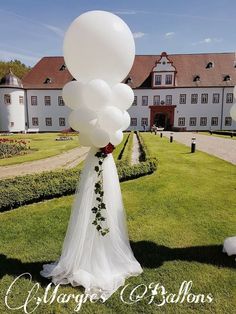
<box><xmin>154</xmin><ymin>113</ymin><xmax>167</xmax><ymax>128</ymax></box>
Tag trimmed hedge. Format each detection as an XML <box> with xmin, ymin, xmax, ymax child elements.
<box><xmin>0</xmin><ymin>132</ymin><xmax>157</xmax><ymax>212</ymax></box>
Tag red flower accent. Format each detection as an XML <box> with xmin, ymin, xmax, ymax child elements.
<box><xmin>101</xmin><ymin>143</ymin><xmax>114</xmax><ymax>155</ymax></box>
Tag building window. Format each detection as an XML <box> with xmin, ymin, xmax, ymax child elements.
<box><xmin>141</xmin><ymin>118</ymin><xmax>148</xmax><ymax>126</ymax></box>
<box><xmin>211</xmin><ymin>117</ymin><xmax>218</xmax><ymax>126</ymax></box>
<box><xmin>179</xmin><ymin>94</ymin><xmax>186</xmax><ymax>104</ymax></box>
<box><xmin>32</xmin><ymin>117</ymin><xmax>39</xmax><ymax>126</ymax></box>
<box><xmin>44</xmin><ymin>77</ymin><xmax>52</xmax><ymax>84</ymax></box>
<box><xmin>213</xmin><ymin>93</ymin><xmax>220</xmax><ymax>103</ymax></box>
<box><xmin>154</xmin><ymin>74</ymin><xmax>162</xmax><ymax>85</ymax></box>
<box><xmin>191</xmin><ymin>94</ymin><xmax>198</xmax><ymax>104</ymax></box>
<box><xmin>142</xmin><ymin>96</ymin><xmax>148</xmax><ymax>106</ymax></box>
<box><xmin>189</xmin><ymin>117</ymin><xmax>197</xmax><ymax>126</ymax></box>
<box><xmin>206</xmin><ymin>62</ymin><xmax>214</xmax><ymax>69</ymax></box>
<box><xmin>193</xmin><ymin>75</ymin><xmax>200</xmax><ymax>82</ymax></box>
<box><xmin>200</xmin><ymin>117</ymin><xmax>207</xmax><ymax>126</ymax></box>
<box><xmin>19</xmin><ymin>96</ymin><xmax>24</xmax><ymax>104</ymax></box>
<box><xmin>166</xmin><ymin>95</ymin><xmax>172</xmax><ymax>105</ymax></box>
<box><xmin>45</xmin><ymin>96</ymin><xmax>51</xmax><ymax>106</ymax></box>
<box><xmin>226</xmin><ymin>93</ymin><xmax>233</xmax><ymax>103</ymax></box>
<box><xmin>45</xmin><ymin>117</ymin><xmax>52</xmax><ymax>126</ymax></box>
<box><xmin>130</xmin><ymin>118</ymin><xmax>137</xmax><ymax>126</ymax></box>
<box><xmin>58</xmin><ymin>96</ymin><xmax>64</xmax><ymax>106</ymax></box>
<box><xmin>225</xmin><ymin>117</ymin><xmax>232</xmax><ymax>126</ymax></box>
<box><xmin>4</xmin><ymin>94</ymin><xmax>11</xmax><ymax>104</ymax></box>
<box><xmin>223</xmin><ymin>75</ymin><xmax>231</xmax><ymax>82</ymax></box>
<box><xmin>59</xmin><ymin>117</ymin><xmax>66</xmax><ymax>126</ymax></box>
<box><xmin>31</xmin><ymin>96</ymin><xmax>37</xmax><ymax>106</ymax></box>
<box><xmin>165</xmin><ymin>74</ymin><xmax>173</xmax><ymax>85</ymax></box>
<box><xmin>132</xmin><ymin>96</ymin><xmax>137</xmax><ymax>106</ymax></box>
<box><xmin>201</xmin><ymin>93</ymin><xmax>208</xmax><ymax>104</ymax></box>
<box><xmin>178</xmin><ymin>117</ymin><xmax>185</xmax><ymax>126</ymax></box>
<box><xmin>153</xmin><ymin>95</ymin><xmax>160</xmax><ymax>105</ymax></box>
<box><xmin>10</xmin><ymin>122</ymin><xmax>14</xmax><ymax>127</ymax></box>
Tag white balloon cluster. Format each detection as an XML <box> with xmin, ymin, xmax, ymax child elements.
<box><xmin>62</xmin><ymin>11</ymin><xmax>135</xmax><ymax>148</ymax></box>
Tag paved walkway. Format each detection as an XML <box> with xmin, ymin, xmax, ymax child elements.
<box><xmin>131</xmin><ymin>133</ymin><xmax>140</xmax><ymax>165</ymax></box>
<box><xmin>0</xmin><ymin>146</ymin><xmax>89</xmax><ymax>179</ymax></box>
<box><xmin>163</xmin><ymin>132</ymin><xmax>236</xmax><ymax>165</ymax></box>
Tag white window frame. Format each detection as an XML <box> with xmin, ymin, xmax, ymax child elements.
<box><xmin>45</xmin><ymin>117</ymin><xmax>52</xmax><ymax>126</ymax></box>
<box><xmin>154</xmin><ymin>74</ymin><xmax>162</xmax><ymax>86</ymax></box>
<box><xmin>200</xmin><ymin>117</ymin><xmax>207</xmax><ymax>126</ymax></box>
<box><xmin>213</xmin><ymin>93</ymin><xmax>220</xmax><ymax>104</ymax></box>
<box><xmin>166</xmin><ymin>95</ymin><xmax>172</xmax><ymax>105</ymax></box>
<box><xmin>211</xmin><ymin>117</ymin><xmax>218</xmax><ymax>126</ymax></box>
<box><xmin>165</xmin><ymin>74</ymin><xmax>172</xmax><ymax>85</ymax></box>
<box><xmin>142</xmin><ymin>96</ymin><xmax>148</xmax><ymax>106</ymax></box>
<box><xmin>32</xmin><ymin>117</ymin><xmax>39</xmax><ymax>126</ymax></box>
<box><xmin>179</xmin><ymin>94</ymin><xmax>186</xmax><ymax>104</ymax></box>
<box><xmin>189</xmin><ymin>117</ymin><xmax>197</xmax><ymax>126</ymax></box>
<box><xmin>141</xmin><ymin>118</ymin><xmax>148</xmax><ymax>126</ymax></box>
<box><xmin>59</xmin><ymin>117</ymin><xmax>66</xmax><ymax>126</ymax></box>
<box><xmin>44</xmin><ymin>96</ymin><xmax>51</xmax><ymax>106</ymax></box>
<box><xmin>130</xmin><ymin>118</ymin><xmax>137</xmax><ymax>126</ymax></box>
<box><xmin>226</xmin><ymin>93</ymin><xmax>233</xmax><ymax>103</ymax></box>
<box><xmin>191</xmin><ymin>94</ymin><xmax>198</xmax><ymax>104</ymax></box>
<box><xmin>201</xmin><ymin>94</ymin><xmax>208</xmax><ymax>104</ymax></box>
<box><xmin>132</xmin><ymin>96</ymin><xmax>137</xmax><ymax>106</ymax></box>
<box><xmin>31</xmin><ymin>96</ymin><xmax>37</xmax><ymax>106</ymax></box>
<box><xmin>4</xmin><ymin>94</ymin><xmax>11</xmax><ymax>104</ymax></box>
<box><xmin>178</xmin><ymin>117</ymin><xmax>185</xmax><ymax>126</ymax></box>
<box><xmin>58</xmin><ymin>96</ymin><xmax>64</xmax><ymax>106</ymax></box>
<box><xmin>19</xmin><ymin>96</ymin><xmax>24</xmax><ymax>104</ymax></box>
<box><xmin>225</xmin><ymin>117</ymin><xmax>232</xmax><ymax>126</ymax></box>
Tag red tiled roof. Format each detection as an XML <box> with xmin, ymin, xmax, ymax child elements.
<box><xmin>22</xmin><ymin>52</ymin><xmax>236</xmax><ymax>89</ymax></box>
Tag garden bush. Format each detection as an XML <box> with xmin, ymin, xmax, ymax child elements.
<box><xmin>0</xmin><ymin>138</ymin><xmax>29</xmax><ymax>158</ymax></box>
<box><xmin>0</xmin><ymin>132</ymin><xmax>157</xmax><ymax>212</ymax></box>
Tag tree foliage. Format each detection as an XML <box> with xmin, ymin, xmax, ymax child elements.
<box><xmin>0</xmin><ymin>59</ymin><xmax>31</xmax><ymax>79</ymax></box>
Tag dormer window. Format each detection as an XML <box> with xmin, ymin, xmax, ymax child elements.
<box><xmin>206</xmin><ymin>62</ymin><xmax>214</xmax><ymax>69</ymax></box>
<box><xmin>154</xmin><ymin>74</ymin><xmax>162</xmax><ymax>85</ymax></box>
<box><xmin>125</xmin><ymin>77</ymin><xmax>132</xmax><ymax>84</ymax></box>
<box><xmin>165</xmin><ymin>74</ymin><xmax>172</xmax><ymax>85</ymax></box>
<box><xmin>59</xmin><ymin>64</ymin><xmax>66</xmax><ymax>71</ymax></box>
<box><xmin>223</xmin><ymin>75</ymin><xmax>231</xmax><ymax>81</ymax></box>
<box><xmin>44</xmin><ymin>77</ymin><xmax>52</xmax><ymax>84</ymax></box>
<box><xmin>193</xmin><ymin>75</ymin><xmax>200</xmax><ymax>82</ymax></box>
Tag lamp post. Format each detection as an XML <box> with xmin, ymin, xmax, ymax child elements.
<box><xmin>160</xmin><ymin>132</ymin><xmax>163</xmax><ymax>138</ymax></box>
<box><xmin>170</xmin><ymin>132</ymin><xmax>173</xmax><ymax>143</ymax></box>
<box><xmin>191</xmin><ymin>137</ymin><xmax>196</xmax><ymax>153</ymax></box>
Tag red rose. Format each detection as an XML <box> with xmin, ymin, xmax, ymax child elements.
<box><xmin>101</xmin><ymin>143</ymin><xmax>115</xmax><ymax>155</ymax></box>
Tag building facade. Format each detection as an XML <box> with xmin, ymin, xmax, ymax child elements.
<box><xmin>0</xmin><ymin>52</ymin><xmax>236</xmax><ymax>132</ymax></box>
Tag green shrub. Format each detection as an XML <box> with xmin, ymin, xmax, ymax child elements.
<box><xmin>0</xmin><ymin>132</ymin><xmax>157</xmax><ymax>212</ymax></box>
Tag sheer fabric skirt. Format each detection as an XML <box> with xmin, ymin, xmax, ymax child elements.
<box><xmin>40</xmin><ymin>147</ymin><xmax>143</xmax><ymax>300</ymax></box>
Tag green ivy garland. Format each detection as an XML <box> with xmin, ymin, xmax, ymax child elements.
<box><xmin>91</xmin><ymin>150</ymin><xmax>110</xmax><ymax>236</ymax></box>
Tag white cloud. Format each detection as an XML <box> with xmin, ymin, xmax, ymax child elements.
<box><xmin>113</xmin><ymin>10</ymin><xmax>138</xmax><ymax>15</ymax></box>
<box><xmin>42</xmin><ymin>23</ymin><xmax>65</xmax><ymax>37</ymax></box>
<box><xmin>0</xmin><ymin>49</ymin><xmax>39</xmax><ymax>63</ymax></box>
<box><xmin>192</xmin><ymin>37</ymin><xmax>222</xmax><ymax>45</ymax></box>
<box><xmin>133</xmin><ymin>32</ymin><xmax>146</xmax><ymax>39</ymax></box>
<box><xmin>165</xmin><ymin>32</ymin><xmax>175</xmax><ymax>38</ymax></box>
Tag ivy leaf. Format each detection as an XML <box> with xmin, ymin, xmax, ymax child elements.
<box><xmin>101</xmin><ymin>203</ymin><xmax>106</xmax><ymax>209</ymax></box>
<box><xmin>94</xmin><ymin>166</ymin><xmax>99</xmax><ymax>172</ymax></box>
<box><xmin>92</xmin><ymin>220</ymin><xmax>97</xmax><ymax>225</ymax></box>
<box><xmin>99</xmin><ymin>161</ymin><xmax>103</xmax><ymax>165</ymax></box>
<box><xmin>91</xmin><ymin>207</ymin><xmax>97</xmax><ymax>213</ymax></box>
<box><xmin>96</xmin><ymin>197</ymin><xmax>101</xmax><ymax>202</ymax></box>
<box><xmin>96</xmin><ymin>225</ymin><xmax>102</xmax><ymax>231</ymax></box>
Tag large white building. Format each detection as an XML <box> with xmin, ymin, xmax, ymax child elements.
<box><xmin>0</xmin><ymin>52</ymin><xmax>236</xmax><ymax>132</ymax></box>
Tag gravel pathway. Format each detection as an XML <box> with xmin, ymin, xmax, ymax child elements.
<box><xmin>163</xmin><ymin>132</ymin><xmax>236</xmax><ymax>165</ymax></box>
<box><xmin>131</xmin><ymin>133</ymin><xmax>140</xmax><ymax>165</ymax></box>
<box><xmin>0</xmin><ymin>146</ymin><xmax>89</xmax><ymax>179</ymax></box>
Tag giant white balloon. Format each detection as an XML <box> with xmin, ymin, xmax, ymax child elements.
<box><xmin>68</xmin><ymin>108</ymin><xmax>97</xmax><ymax>132</ymax></box>
<box><xmin>79</xmin><ymin>132</ymin><xmax>93</xmax><ymax>147</ymax></box>
<box><xmin>63</xmin><ymin>11</ymin><xmax>135</xmax><ymax>85</ymax></box>
<box><xmin>230</xmin><ymin>103</ymin><xmax>236</xmax><ymax>121</ymax></box>
<box><xmin>82</xmin><ymin>79</ymin><xmax>112</xmax><ymax>111</ymax></box>
<box><xmin>62</xmin><ymin>81</ymin><xmax>85</xmax><ymax>110</ymax></box>
<box><xmin>98</xmin><ymin>106</ymin><xmax>124</xmax><ymax>131</ymax></box>
<box><xmin>122</xmin><ymin>111</ymin><xmax>131</xmax><ymax>131</ymax></box>
<box><xmin>90</xmin><ymin>128</ymin><xmax>110</xmax><ymax>147</ymax></box>
<box><xmin>112</xmin><ymin>83</ymin><xmax>134</xmax><ymax>111</ymax></box>
<box><xmin>110</xmin><ymin>129</ymin><xmax>123</xmax><ymax>146</ymax></box>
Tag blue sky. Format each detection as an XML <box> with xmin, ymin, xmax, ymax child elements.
<box><xmin>1</xmin><ymin>0</ymin><xmax>236</xmax><ymax>66</ymax></box>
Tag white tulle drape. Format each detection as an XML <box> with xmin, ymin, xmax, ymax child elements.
<box><xmin>40</xmin><ymin>147</ymin><xmax>143</xmax><ymax>299</ymax></box>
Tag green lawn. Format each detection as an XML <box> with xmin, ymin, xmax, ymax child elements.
<box><xmin>0</xmin><ymin>133</ymin><xmax>79</xmax><ymax>166</ymax></box>
<box><xmin>0</xmin><ymin>134</ymin><xmax>235</xmax><ymax>313</ymax></box>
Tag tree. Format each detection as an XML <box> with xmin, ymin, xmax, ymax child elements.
<box><xmin>0</xmin><ymin>60</ymin><xmax>31</xmax><ymax>79</ymax></box>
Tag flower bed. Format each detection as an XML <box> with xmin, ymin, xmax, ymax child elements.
<box><xmin>0</xmin><ymin>138</ymin><xmax>29</xmax><ymax>158</ymax></box>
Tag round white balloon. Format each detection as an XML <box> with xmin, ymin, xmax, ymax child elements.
<box><xmin>82</xmin><ymin>79</ymin><xmax>112</xmax><ymax>111</ymax></box>
<box><xmin>230</xmin><ymin>103</ymin><xmax>236</xmax><ymax>121</ymax></box>
<box><xmin>122</xmin><ymin>111</ymin><xmax>131</xmax><ymax>131</ymax></box>
<box><xmin>112</xmin><ymin>83</ymin><xmax>134</xmax><ymax>111</ymax></box>
<box><xmin>68</xmin><ymin>108</ymin><xmax>97</xmax><ymax>132</ymax></box>
<box><xmin>79</xmin><ymin>132</ymin><xmax>93</xmax><ymax>147</ymax></box>
<box><xmin>63</xmin><ymin>11</ymin><xmax>135</xmax><ymax>85</ymax></box>
<box><xmin>90</xmin><ymin>128</ymin><xmax>110</xmax><ymax>147</ymax></box>
<box><xmin>110</xmin><ymin>129</ymin><xmax>123</xmax><ymax>146</ymax></box>
<box><xmin>62</xmin><ymin>81</ymin><xmax>85</xmax><ymax>110</ymax></box>
<box><xmin>98</xmin><ymin>106</ymin><xmax>124</xmax><ymax>131</ymax></box>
